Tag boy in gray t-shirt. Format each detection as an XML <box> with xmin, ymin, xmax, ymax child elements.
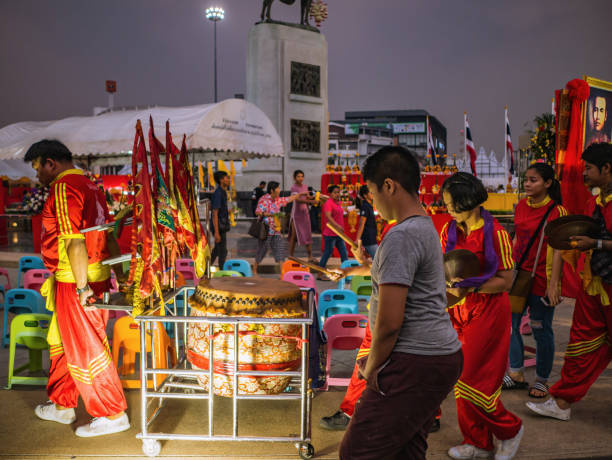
<box><xmin>337</xmin><ymin>146</ymin><xmax>463</xmax><ymax>460</ymax></box>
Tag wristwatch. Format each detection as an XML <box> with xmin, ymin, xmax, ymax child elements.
<box><xmin>76</xmin><ymin>284</ymin><xmax>91</xmax><ymax>296</ymax></box>
<box><xmin>596</xmin><ymin>239</ymin><xmax>604</xmax><ymax>250</ymax></box>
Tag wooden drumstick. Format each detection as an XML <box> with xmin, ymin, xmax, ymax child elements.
<box><xmin>325</xmin><ymin>221</ymin><xmax>359</xmax><ymax>251</ymax></box>
<box><xmin>288</xmin><ymin>256</ymin><xmax>335</xmax><ymax>277</ymax></box>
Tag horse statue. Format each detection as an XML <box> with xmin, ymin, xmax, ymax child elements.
<box><xmin>260</xmin><ymin>0</ymin><xmax>313</xmax><ymax>27</ymax></box>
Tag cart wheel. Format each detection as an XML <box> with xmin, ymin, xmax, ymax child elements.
<box><xmin>142</xmin><ymin>439</ymin><xmax>161</xmax><ymax>457</ymax></box>
<box><xmin>298</xmin><ymin>442</ymin><xmax>315</xmax><ymax>459</ymax></box>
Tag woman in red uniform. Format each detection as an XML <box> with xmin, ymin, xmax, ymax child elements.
<box><xmin>505</xmin><ymin>163</ymin><xmax>567</xmax><ymax>398</ymax></box>
<box><xmin>441</xmin><ymin>173</ymin><xmax>523</xmax><ymax>460</ymax></box>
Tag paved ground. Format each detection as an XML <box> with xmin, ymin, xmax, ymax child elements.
<box><xmin>1</xmin><ymin>223</ymin><xmax>612</xmax><ymax>459</ymax></box>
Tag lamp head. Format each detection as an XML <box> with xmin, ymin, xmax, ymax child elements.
<box><xmin>205</xmin><ymin>6</ymin><xmax>225</xmax><ymax>21</ymax></box>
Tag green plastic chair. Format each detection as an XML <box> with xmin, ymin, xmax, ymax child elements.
<box><xmin>7</xmin><ymin>313</ymin><xmax>51</xmax><ymax>389</ymax></box>
<box><xmin>350</xmin><ymin>275</ymin><xmax>372</xmax><ymax>301</ymax></box>
<box><xmin>212</xmin><ymin>270</ymin><xmax>243</xmax><ymax>278</ymax></box>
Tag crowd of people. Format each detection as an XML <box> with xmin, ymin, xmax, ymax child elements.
<box><xmin>18</xmin><ymin>137</ymin><xmax>612</xmax><ymax>460</ymax></box>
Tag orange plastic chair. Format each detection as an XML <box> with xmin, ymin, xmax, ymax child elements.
<box><xmin>111</xmin><ymin>316</ymin><xmax>175</xmax><ymax>389</ymax></box>
<box><xmin>281</xmin><ymin>259</ymin><xmax>309</xmax><ymax>278</ymax></box>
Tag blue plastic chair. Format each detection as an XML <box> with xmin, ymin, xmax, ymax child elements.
<box><xmin>17</xmin><ymin>256</ymin><xmax>45</xmax><ymax>288</ymax></box>
<box><xmin>2</xmin><ymin>289</ymin><xmax>46</xmax><ymax>347</ymax></box>
<box><xmin>164</xmin><ymin>287</ymin><xmax>194</xmax><ymax>339</ymax></box>
<box><xmin>223</xmin><ymin>259</ymin><xmax>253</xmax><ymax>277</ymax></box>
<box><xmin>318</xmin><ymin>289</ymin><xmax>359</xmax><ymax>329</ymax></box>
<box><xmin>337</xmin><ymin>259</ymin><xmax>361</xmax><ymax>290</ymax></box>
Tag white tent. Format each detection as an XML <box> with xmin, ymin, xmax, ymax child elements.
<box><xmin>0</xmin><ymin>99</ymin><xmax>284</xmax><ymax>166</ymax></box>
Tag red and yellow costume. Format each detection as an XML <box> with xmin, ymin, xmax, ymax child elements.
<box><xmin>550</xmin><ymin>192</ymin><xmax>612</xmax><ymax>403</ymax></box>
<box><xmin>440</xmin><ymin>218</ymin><xmax>522</xmax><ymax>451</ymax></box>
<box><xmin>513</xmin><ymin>196</ymin><xmax>568</xmax><ymax>296</ymax></box>
<box><xmin>40</xmin><ymin>169</ymin><xmax>127</xmax><ymax>417</ymax></box>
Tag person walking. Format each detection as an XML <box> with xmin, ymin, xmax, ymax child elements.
<box><xmin>251</xmin><ymin>181</ymin><xmax>266</xmax><ymax>216</ymax></box>
<box><xmin>253</xmin><ymin>181</ymin><xmax>304</xmax><ymax>274</ymax></box>
<box><xmin>319</xmin><ymin>185</ymin><xmax>349</xmax><ymax>270</ymax></box>
<box><xmin>527</xmin><ymin>142</ymin><xmax>612</xmax><ymax>421</ymax></box>
<box><xmin>25</xmin><ymin>140</ymin><xmax>129</xmax><ymax>437</ymax></box>
<box><xmin>355</xmin><ymin>184</ymin><xmax>379</xmax><ymax>259</ymax></box>
<box><xmin>504</xmin><ymin>163</ymin><xmax>567</xmax><ymax>398</ymax></box>
<box><xmin>288</xmin><ymin>170</ymin><xmax>315</xmax><ymax>261</ymax></box>
<box><xmin>441</xmin><ymin>173</ymin><xmax>523</xmax><ymax>460</ymax></box>
<box><xmin>210</xmin><ymin>170</ymin><xmax>230</xmax><ymax>269</ymax></box>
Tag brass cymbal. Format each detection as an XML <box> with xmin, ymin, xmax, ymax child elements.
<box><xmin>544</xmin><ymin>215</ymin><xmax>599</xmax><ymax>250</ymax></box>
<box><xmin>443</xmin><ymin>249</ymin><xmax>481</xmax><ymax>283</ymax></box>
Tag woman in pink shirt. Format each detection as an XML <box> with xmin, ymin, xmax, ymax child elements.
<box><xmin>319</xmin><ymin>185</ymin><xmax>349</xmax><ymax>268</ymax></box>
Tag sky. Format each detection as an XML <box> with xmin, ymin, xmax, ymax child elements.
<box><xmin>2</xmin><ymin>0</ymin><xmax>612</xmax><ymax>161</ymax></box>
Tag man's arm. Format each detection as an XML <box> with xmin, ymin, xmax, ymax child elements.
<box><xmin>65</xmin><ymin>238</ymin><xmax>93</xmax><ymax>306</ymax></box>
<box><xmin>212</xmin><ymin>209</ymin><xmax>220</xmax><ymax>243</ymax></box>
<box><xmin>361</xmin><ymin>283</ymin><xmax>408</xmax><ymax>381</ymax></box>
<box><xmin>356</xmin><ymin>215</ymin><xmax>366</xmax><ymax>242</ymax></box>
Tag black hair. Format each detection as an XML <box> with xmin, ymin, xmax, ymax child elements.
<box><xmin>24</xmin><ymin>140</ymin><xmax>72</xmax><ymax>164</ymax></box>
<box><xmin>355</xmin><ymin>184</ymin><xmax>369</xmax><ymax>210</ymax></box>
<box><xmin>441</xmin><ymin>172</ymin><xmax>488</xmax><ymax>212</ymax></box>
<box><xmin>213</xmin><ymin>170</ymin><xmax>228</xmax><ymax>184</ymax></box>
<box><xmin>327</xmin><ymin>184</ymin><xmax>340</xmax><ymax>194</ymax></box>
<box><xmin>259</xmin><ymin>181</ymin><xmax>266</xmax><ymax>187</ymax></box>
<box><xmin>362</xmin><ymin>145</ymin><xmax>420</xmax><ymax>195</ymax></box>
<box><xmin>293</xmin><ymin>169</ymin><xmax>304</xmax><ymax>179</ymax></box>
<box><xmin>526</xmin><ymin>163</ymin><xmax>562</xmax><ymax>204</ymax></box>
<box><xmin>582</xmin><ymin>142</ymin><xmax>612</xmax><ymax>171</ymax></box>
<box><xmin>267</xmin><ymin>181</ymin><xmax>280</xmax><ymax>194</ymax></box>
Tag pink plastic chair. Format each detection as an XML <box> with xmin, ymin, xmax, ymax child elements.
<box><xmin>321</xmin><ymin>314</ymin><xmax>368</xmax><ymax>390</ymax></box>
<box><xmin>282</xmin><ymin>271</ymin><xmax>318</xmax><ymax>300</ymax></box>
<box><xmin>176</xmin><ymin>258</ymin><xmax>198</xmax><ymax>285</ymax></box>
<box><xmin>0</xmin><ymin>268</ymin><xmax>11</xmax><ymax>305</ymax></box>
<box><xmin>22</xmin><ymin>269</ymin><xmax>51</xmax><ymax>293</ymax></box>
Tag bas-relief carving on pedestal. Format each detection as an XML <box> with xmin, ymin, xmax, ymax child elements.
<box><xmin>291</xmin><ymin>119</ymin><xmax>320</xmax><ymax>153</ymax></box>
<box><xmin>290</xmin><ymin>62</ymin><xmax>320</xmax><ymax>98</ymax></box>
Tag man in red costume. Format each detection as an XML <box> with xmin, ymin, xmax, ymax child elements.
<box><xmin>527</xmin><ymin>142</ymin><xmax>612</xmax><ymax>421</ymax></box>
<box><xmin>25</xmin><ymin>140</ymin><xmax>129</xmax><ymax>437</ymax></box>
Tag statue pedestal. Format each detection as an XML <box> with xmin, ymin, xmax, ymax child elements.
<box><xmin>246</xmin><ymin>23</ymin><xmax>328</xmax><ymax>189</ymax></box>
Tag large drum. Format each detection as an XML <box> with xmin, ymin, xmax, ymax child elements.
<box><xmin>187</xmin><ymin>277</ymin><xmax>306</xmax><ymax>397</ymax></box>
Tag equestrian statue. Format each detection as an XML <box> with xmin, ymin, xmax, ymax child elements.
<box><xmin>260</xmin><ymin>0</ymin><xmax>314</xmax><ymax>27</ymax></box>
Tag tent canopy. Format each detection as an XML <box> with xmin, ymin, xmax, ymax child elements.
<box><xmin>0</xmin><ymin>99</ymin><xmax>284</xmax><ymax>165</ymax></box>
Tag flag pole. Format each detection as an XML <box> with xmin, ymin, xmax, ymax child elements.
<box><xmin>504</xmin><ymin>106</ymin><xmax>508</xmax><ymax>179</ymax></box>
<box><xmin>463</xmin><ymin>112</ymin><xmax>467</xmax><ymax>166</ymax></box>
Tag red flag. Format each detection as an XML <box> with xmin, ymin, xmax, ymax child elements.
<box><xmin>464</xmin><ymin>113</ymin><xmax>477</xmax><ymax>176</ymax></box>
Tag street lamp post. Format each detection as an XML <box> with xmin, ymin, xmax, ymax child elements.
<box><xmin>205</xmin><ymin>6</ymin><xmax>225</xmax><ymax>103</ymax></box>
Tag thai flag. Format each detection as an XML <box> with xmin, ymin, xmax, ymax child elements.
<box><xmin>505</xmin><ymin>108</ymin><xmax>514</xmax><ymax>174</ymax></box>
<box><xmin>465</xmin><ymin>114</ymin><xmax>477</xmax><ymax>176</ymax></box>
<box><xmin>427</xmin><ymin>119</ymin><xmax>438</xmax><ymax>165</ymax></box>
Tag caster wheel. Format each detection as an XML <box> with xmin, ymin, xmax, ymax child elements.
<box><xmin>298</xmin><ymin>442</ymin><xmax>315</xmax><ymax>459</ymax></box>
<box><xmin>142</xmin><ymin>439</ymin><xmax>161</xmax><ymax>457</ymax></box>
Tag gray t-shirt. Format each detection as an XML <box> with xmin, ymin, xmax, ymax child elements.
<box><xmin>369</xmin><ymin>215</ymin><xmax>461</xmax><ymax>355</ymax></box>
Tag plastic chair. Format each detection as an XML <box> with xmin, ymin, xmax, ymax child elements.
<box><xmin>23</xmin><ymin>269</ymin><xmax>51</xmax><ymax>293</ymax></box>
<box><xmin>111</xmin><ymin>316</ymin><xmax>176</xmax><ymax>389</ymax></box>
<box><xmin>283</xmin><ymin>270</ymin><xmax>317</xmax><ymax>291</ymax></box>
<box><xmin>337</xmin><ymin>259</ymin><xmax>361</xmax><ymax>290</ymax></box>
<box><xmin>17</xmin><ymin>256</ymin><xmax>45</xmax><ymax>288</ymax></box>
<box><xmin>350</xmin><ymin>275</ymin><xmax>372</xmax><ymax>302</ymax></box>
<box><xmin>223</xmin><ymin>259</ymin><xmax>253</xmax><ymax>277</ymax></box>
<box><xmin>318</xmin><ymin>289</ymin><xmax>359</xmax><ymax>328</ymax></box>
<box><xmin>7</xmin><ymin>313</ymin><xmax>52</xmax><ymax>389</ymax></box>
<box><xmin>3</xmin><ymin>289</ymin><xmax>46</xmax><ymax>347</ymax></box>
<box><xmin>322</xmin><ymin>314</ymin><xmax>368</xmax><ymax>390</ymax></box>
<box><xmin>281</xmin><ymin>260</ymin><xmax>309</xmax><ymax>278</ymax></box>
<box><xmin>212</xmin><ymin>270</ymin><xmax>243</xmax><ymax>278</ymax></box>
<box><xmin>176</xmin><ymin>258</ymin><xmax>198</xmax><ymax>285</ymax></box>
<box><xmin>0</xmin><ymin>267</ymin><xmax>11</xmax><ymax>306</ymax></box>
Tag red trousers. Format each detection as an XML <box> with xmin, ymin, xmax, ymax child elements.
<box><xmin>448</xmin><ymin>293</ymin><xmax>522</xmax><ymax>451</ymax></box>
<box><xmin>47</xmin><ymin>280</ymin><xmax>127</xmax><ymax>417</ymax></box>
<box><xmin>550</xmin><ymin>283</ymin><xmax>612</xmax><ymax>404</ymax></box>
<box><xmin>339</xmin><ymin>324</ymin><xmax>442</xmax><ymax>421</ymax></box>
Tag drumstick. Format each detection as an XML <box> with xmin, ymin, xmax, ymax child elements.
<box><xmin>325</xmin><ymin>221</ymin><xmax>359</xmax><ymax>251</ymax></box>
<box><xmin>288</xmin><ymin>256</ymin><xmax>335</xmax><ymax>277</ymax></box>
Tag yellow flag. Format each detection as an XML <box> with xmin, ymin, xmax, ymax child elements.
<box><xmin>208</xmin><ymin>161</ymin><xmax>215</xmax><ymax>188</ymax></box>
<box><xmin>218</xmin><ymin>159</ymin><xmax>229</xmax><ymax>173</ymax></box>
<box><xmin>242</xmin><ymin>159</ymin><xmax>246</xmax><ymax>168</ymax></box>
<box><xmin>229</xmin><ymin>161</ymin><xmax>236</xmax><ymax>188</ymax></box>
<box><xmin>198</xmin><ymin>161</ymin><xmax>205</xmax><ymax>189</ymax></box>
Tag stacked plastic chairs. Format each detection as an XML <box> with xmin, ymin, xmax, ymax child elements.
<box><xmin>321</xmin><ymin>314</ymin><xmax>368</xmax><ymax>390</ymax></box>
<box><xmin>281</xmin><ymin>259</ymin><xmax>309</xmax><ymax>278</ymax></box>
<box><xmin>23</xmin><ymin>269</ymin><xmax>51</xmax><ymax>293</ymax></box>
<box><xmin>317</xmin><ymin>289</ymin><xmax>359</xmax><ymax>328</ymax></box>
<box><xmin>17</xmin><ymin>256</ymin><xmax>45</xmax><ymax>288</ymax></box>
<box><xmin>223</xmin><ymin>259</ymin><xmax>253</xmax><ymax>277</ymax></box>
<box><xmin>2</xmin><ymin>289</ymin><xmax>46</xmax><ymax>347</ymax></box>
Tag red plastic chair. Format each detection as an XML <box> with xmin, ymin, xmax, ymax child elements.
<box><xmin>22</xmin><ymin>269</ymin><xmax>51</xmax><ymax>294</ymax></box>
<box><xmin>176</xmin><ymin>258</ymin><xmax>198</xmax><ymax>285</ymax></box>
<box><xmin>322</xmin><ymin>314</ymin><xmax>368</xmax><ymax>390</ymax></box>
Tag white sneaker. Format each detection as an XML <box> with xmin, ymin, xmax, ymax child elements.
<box><xmin>35</xmin><ymin>401</ymin><xmax>76</xmax><ymax>425</ymax></box>
<box><xmin>526</xmin><ymin>398</ymin><xmax>571</xmax><ymax>421</ymax></box>
<box><xmin>448</xmin><ymin>444</ymin><xmax>493</xmax><ymax>459</ymax></box>
<box><xmin>495</xmin><ymin>425</ymin><xmax>524</xmax><ymax>460</ymax></box>
<box><xmin>75</xmin><ymin>414</ymin><xmax>130</xmax><ymax>437</ymax></box>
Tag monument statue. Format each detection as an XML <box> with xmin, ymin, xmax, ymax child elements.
<box><xmin>260</xmin><ymin>0</ymin><xmax>314</xmax><ymax>28</ymax></box>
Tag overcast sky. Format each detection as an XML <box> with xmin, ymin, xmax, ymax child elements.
<box><xmin>2</xmin><ymin>0</ymin><xmax>611</xmax><ymax>160</ymax></box>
